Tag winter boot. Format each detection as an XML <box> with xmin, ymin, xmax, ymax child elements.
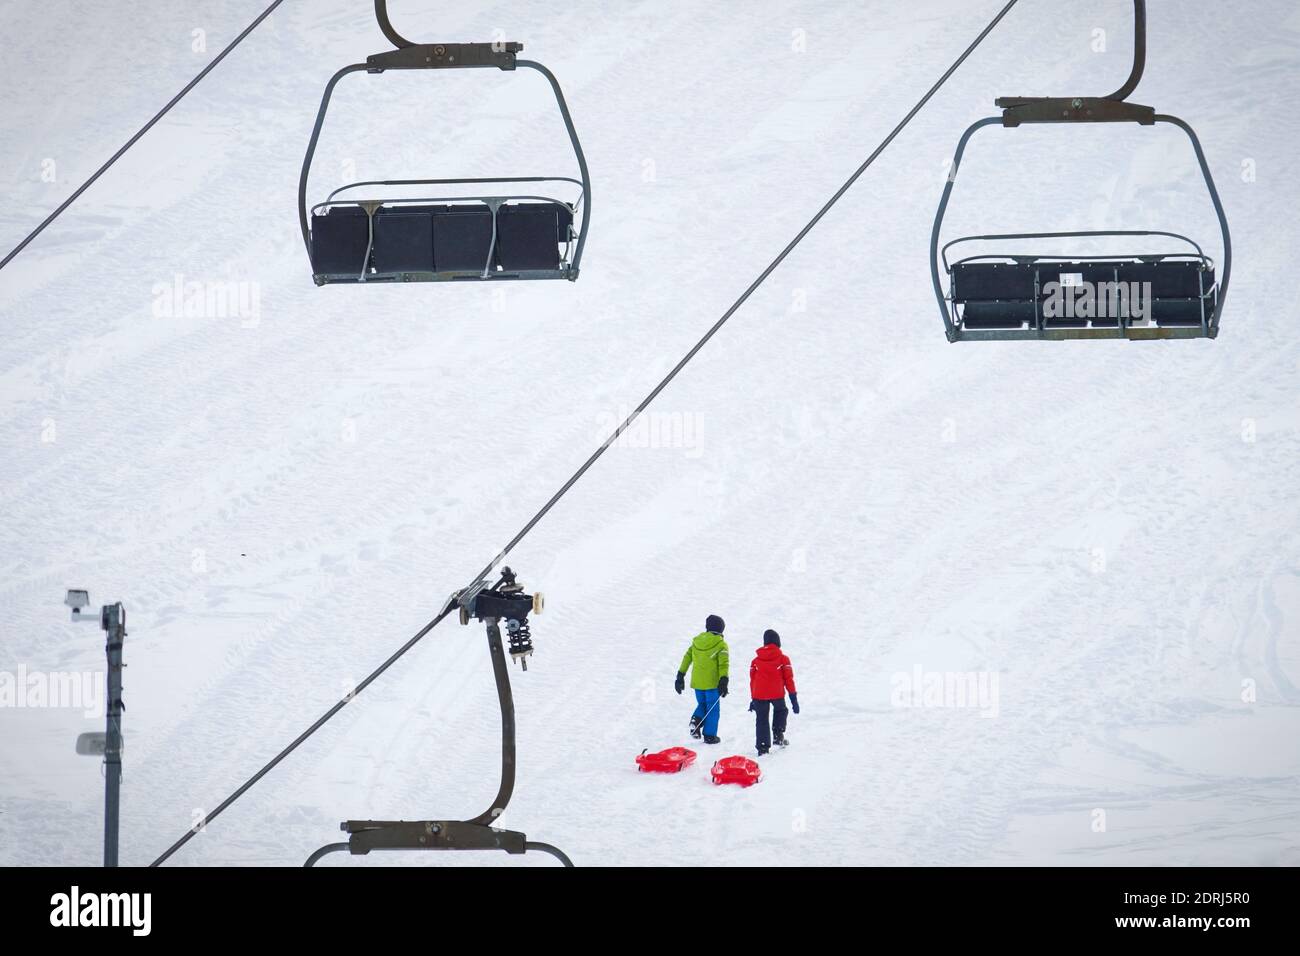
<box><xmin>774</xmin><ymin>732</ymin><xmax>789</xmax><ymax>747</ymax></box>
<box><xmin>703</xmin><ymin>735</ymin><xmax>722</xmax><ymax>745</ymax></box>
<box><xmin>756</xmin><ymin>745</ymin><xmax>770</xmax><ymax>756</ymax></box>
<box><xmin>689</xmin><ymin>717</ymin><xmax>703</xmax><ymax>740</ymax></box>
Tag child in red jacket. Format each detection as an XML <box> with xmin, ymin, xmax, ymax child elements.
<box><xmin>749</xmin><ymin>629</ymin><xmax>799</xmax><ymax>755</ymax></box>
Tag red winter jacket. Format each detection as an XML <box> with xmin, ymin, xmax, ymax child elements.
<box><xmin>749</xmin><ymin>645</ymin><xmax>797</xmax><ymax>700</ymax></box>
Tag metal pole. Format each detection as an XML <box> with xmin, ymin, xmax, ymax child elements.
<box><xmin>102</xmin><ymin>603</ymin><xmax>125</xmax><ymax>868</ymax></box>
<box><xmin>468</xmin><ymin>618</ymin><xmax>517</xmax><ymax>827</ymax></box>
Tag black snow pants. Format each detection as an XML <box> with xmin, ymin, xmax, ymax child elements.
<box><xmin>753</xmin><ymin>697</ymin><xmax>788</xmax><ymax>752</ymax></box>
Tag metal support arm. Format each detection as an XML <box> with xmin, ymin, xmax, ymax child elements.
<box><xmin>374</xmin><ymin>0</ymin><xmax>416</xmax><ymax>49</ymax></box>
<box><xmin>303</xmin><ymin>573</ymin><xmax>571</xmax><ymax>867</ymax></box>
<box><xmin>996</xmin><ymin>1</ymin><xmax>1150</xmax><ymax>125</ymax></box>
<box><xmin>1104</xmin><ymin>0</ymin><xmax>1147</xmax><ymax>102</ymax></box>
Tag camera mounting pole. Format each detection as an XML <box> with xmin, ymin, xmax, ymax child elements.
<box><xmin>67</xmin><ymin>590</ymin><xmax>127</xmax><ymax>867</ymax></box>
<box><xmin>303</xmin><ymin>568</ymin><xmax>570</xmax><ymax>867</ymax></box>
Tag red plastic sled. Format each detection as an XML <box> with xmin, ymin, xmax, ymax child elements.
<box><xmin>711</xmin><ymin>755</ymin><xmax>762</xmax><ymax>787</ymax></box>
<box><xmin>636</xmin><ymin>747</ymin><xmax>698</xmax><ymax>774</ymax></box>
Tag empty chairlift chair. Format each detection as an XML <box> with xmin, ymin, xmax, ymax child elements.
<box><xmin>298</xmin><ymin>1</ymin><xmax>591</xmax><ymax>285</ymax></box>
<box><xmin>930</xmin><ymin>1</ymin><xmax>1231</xmax><ymax>342</ymax></box>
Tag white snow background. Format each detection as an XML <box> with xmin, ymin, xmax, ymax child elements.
<box><xmin>1</xmin><ymin>0</ymin><xmax>1297</xmax><ymax>866</ymax></box>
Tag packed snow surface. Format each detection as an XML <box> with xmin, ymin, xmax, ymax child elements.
<box><xmin>1</xmin><ymin>0</ymin><xmax>1297</xmax><ymax>865</ymax></box>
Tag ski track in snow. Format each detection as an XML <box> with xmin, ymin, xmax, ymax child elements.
<box><xmin>1</xmin><ymin>0</ymin><xmax>1298</xmax><ymax>866</ymax></box>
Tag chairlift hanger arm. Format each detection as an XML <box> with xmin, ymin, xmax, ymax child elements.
<box><xmin>302</xmin><ymin>619</ymin><xmax>522</xmax><ymax>866</ymax></box>
<box><xmin>302</xmin><ymin>570</ymin><xmax>569</xmax><ymax>867</ymax></box>
<box><xmin>367</xmin><ymin>42</ymin><xmax>522</xmax><ymax>73</ymax></box>
<box><xmin>305</xmin><ymin>827</ymin><xmax>571</xmax><ymax>865</ymax></box>
<box><xmin>1105</xmin><ymin>0</ymin><xmax>1147</xmax><ymax>101</ymax></box>
<box><xmin>998</xmin><ymin>97</ymin><xmax>1154</xmax><ymax>126</ymax></box>
<box><xmin>997</xmin><ymin>0</ymin><xmax>1151</xmax><ymax>125</ymax></box>
<box><xmin>374</xmin><ymin>0</ymin><xmax>415</xmax><ymax>49</ymax></box>
<box><xmin>370</xmin><ymin>1</ymin><xmax>521</xmax><ymax>69</ymax></box>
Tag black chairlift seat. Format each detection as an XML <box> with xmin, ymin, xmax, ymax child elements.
<box><xmin>944</xmin><ymin>231</ymin><xmax>1219</xmax><ymax>337</ymax></box>
<box><xmin>309</xmin><ymin>191</ymin><xmax>579</xmax><ymax>283</ymax></box>
<box><xmin>929</xmin><ymin>1</ymin><xmax>1231</xmax><ymax>342</ymax></box>
<box><xmin>298</xmin><ymin>2</ymin><xmax>591</xmax><ymax>286</ymax></box>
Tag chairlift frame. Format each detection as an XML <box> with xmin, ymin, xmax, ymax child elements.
<box><xmin>298</xmin><ymin>1</ymin><xmax>592</xmax><ymax>285</ymax></box>
<box><xmin>930</xmin><ymin>0</ymin><xmax>1232</xmax><ymax>341</ymax></box>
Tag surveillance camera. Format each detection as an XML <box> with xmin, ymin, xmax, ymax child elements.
<box><xmin>65</xmin><ymin>589</ymin><xmax>90</xmax><ymax>611</ymax></box>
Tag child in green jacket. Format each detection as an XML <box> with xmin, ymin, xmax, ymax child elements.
<box><xmin>674</xmin><ymin>614</ymin><xmax>730</xmax><ymax>743</ymax></box>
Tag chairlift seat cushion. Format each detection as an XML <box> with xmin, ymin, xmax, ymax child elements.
<box><xmin>1118</xmin><ymin>260</ymin><xmax>1211</xmax><ymax>299</ymax></box>
<box><xmin>953</xmin><ymin>256</ymin><xmax>1216</xmax><ymax>330</ymax></box>
<box><xmin>310</xmin><ymin>206</ymin><xmax>371</xmax><ymax>276</ymax></box>
<box><xmin>373</xmin><ymin>207</ymin><xmax>435</xmax><ymax>275</ymax></box>
<box><xmin>1040</xmin><ymin>264</ymin><xmax>1119</xmax><ymax>328</ymax></box>
<box><xmin>952</xmin><ymin>262</ymin><xmax>1036</xmax><ymax>328</ymax></box>
<box><xmin>952</xmin><ymin>262</ymin><xmax>1036</xmax><ymax>302</ymax></box>
<box><xmin>960</xmin><ymin>301</ymin><xmax>1036</xmax><ymax>329</ymax></box>
<box><xmin>496</xmin><ymin>203</ymin><xmax>571</xmax><ymax>272</ymax></box>
<box><xmin>432</xmin><ymin>204</ymin><xmax>495</xmax><ymax>273</ymax></box>
<box><xmin>1149</xmin><ymin>297</ymin><xmax>1212</xmax><ymax>326</ymax></box>
<box><xmin>1121</xmin><ymin>261</ymin><xmax>1214</xmax><ymax>326</ymax></box>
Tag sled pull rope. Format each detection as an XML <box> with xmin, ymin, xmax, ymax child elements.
<box><xmin>150</xmin><ymin>0</ymin><xmax>1020</xmax><ymax>867</ymax></box>
<box><xmin>0</xmin><ymin>0</ymin><xmax>285</xmax><ymax>273</ymax></box>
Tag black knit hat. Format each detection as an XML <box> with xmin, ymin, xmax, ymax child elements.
<box><xmin>706</xmin><ymin>614</ymin><xmax>725</xmax><ymax>634</ymax></box>
<box><xmin>763</xmin><ymin>629</ymin><xmax>781</xmax><ymax>647</ymax></box>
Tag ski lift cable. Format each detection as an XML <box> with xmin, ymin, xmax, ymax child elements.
<box><xmin>461</xmin><ymin>0</ymin><xmax>1023</xmax><ymax>590</ymax></box>
<box><xmin>150</xmin><ymin>605</ymin><xmax>456</xmax><ymax>865</ymax></box>
<box><xmin>149</xmin><ymin>0</ymin><xmax>1021</xmax><ymax>867</ymax></box>
<box><xmin>0</xmin><ymin>0</ymin><xmax>287</xmax><ymax>273</ymax></box>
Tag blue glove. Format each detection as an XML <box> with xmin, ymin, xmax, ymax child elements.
<box><xmin>718</xmin><ymin>675</ymin><xmax>729</xmax><ymax>698</ymax></box>
<box><xmin>748</xmin><ymin>700</ymin><xmax>756</xmax><ymax>713</ymax></box>
<box><xmin>674</xmin><ymin>672</ymin><xmax>685</xmax><ymax>695</ymax></box>
<box><xmin>789</xmin><ymin>692</ymin><xmax>800</xmax><ymax>715</ymax></box>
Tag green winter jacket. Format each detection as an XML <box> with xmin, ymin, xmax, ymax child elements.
<box><xmin>679</xmin><ymin>631</ymin><xmax>729</xmax><ymax>690</ymax></box>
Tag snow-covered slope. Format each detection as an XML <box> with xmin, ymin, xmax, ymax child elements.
<box><xmin>1</xmin><ymin>0</ymin><xmax>1297</xmax><ymax>866</ymax></box>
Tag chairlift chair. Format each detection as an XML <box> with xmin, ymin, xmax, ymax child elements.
<box><xmin>299</xmin><ymin>1</ymin><xmax>591</xmax><ymax>285</ymax></box>
<box><xmin>931</xmin><ymin>0</ymin><xmax>1232</xmax><ymax>342</ymax></box>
